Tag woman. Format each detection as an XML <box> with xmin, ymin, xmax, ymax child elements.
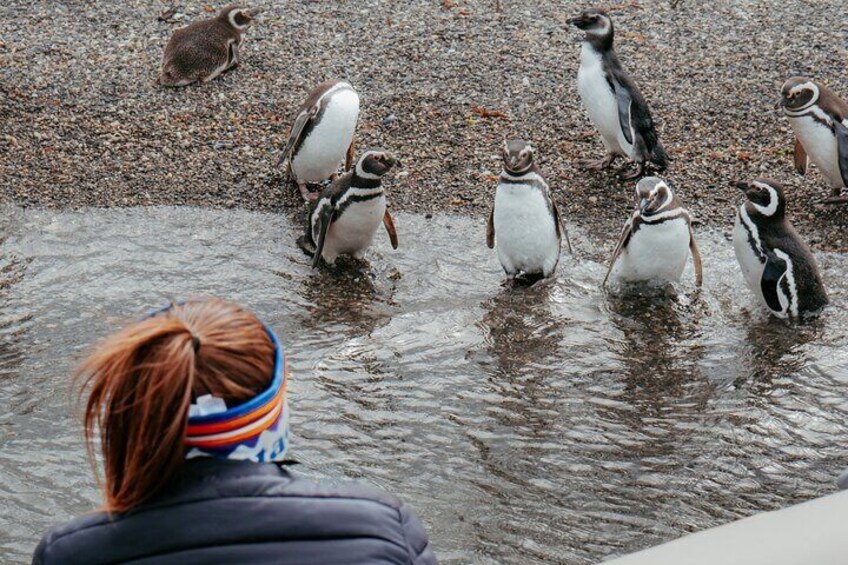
<box><xmin>34</xmin><ymin>299</ymin><xmax>436</xmax><ymax>564</ymax></box>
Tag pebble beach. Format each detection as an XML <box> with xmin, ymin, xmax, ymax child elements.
<box><xmin>1</xmin><ymin>0</ymin><xmax>846</xmax><ymax>249</ymax></box>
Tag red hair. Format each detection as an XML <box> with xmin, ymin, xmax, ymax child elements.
<box><xmin>76</xmin><ymin>299</ymin><xmax>274</xmax><ymax>513</ymax></box>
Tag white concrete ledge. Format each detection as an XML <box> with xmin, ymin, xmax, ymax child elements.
<box><xmin>604</xmin><ymin>490</ymin><xmax>848</xmax><ymax>565</ymax></box>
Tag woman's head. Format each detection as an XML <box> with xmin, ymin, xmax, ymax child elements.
<box><xmin>78</xmin><ymin>299</ymin><xmax>275</xmax><ymax>513</ymax></box>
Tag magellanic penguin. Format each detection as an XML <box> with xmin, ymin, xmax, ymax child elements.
<box><xmin>570</xmin><ymin>9</ymin><xmax>669</xmax><ymax>180</ymax></box>
<box><xmin>298</xmin><ymin>150</ymin><xmax>400</xmax><ymax>267</ymax></box>
<box><xmin>733</xmin><ymin>179</ymin><xmax>828</xmax><ymax>318</ymax></box>
<box><xmin>486</xmin><ymin>139</ymin><xmax>572</xmax><ymax>284</ymax></box>
<box><xmin>158</xmin><ymin>5</ymin><xmax>255</xmax><ymax>87</ymax></box>
<box><xmin>778</xmin><ymin>76</ymin><xmax>848</xmax><ymax>203</ymax></box>
<box><xmin>603</xmin><ymin>177</ymin><xmax>702</xmax><ymax>288</ymax></box>
<box><xmin>278</xmin><ymin>81</ymin><xmax>360</xmax><ymax>202</ymax></box>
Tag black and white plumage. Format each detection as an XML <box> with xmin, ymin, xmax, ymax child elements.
<box><xmin>298</xmin><ymin>151</ymin><xmax>399</xmax><ymax>268</ymax></box>
<box><xmin>279</xmin><ymin>81</ymin><xmax>360</xmax><ymax>202</ymax></box>
<box><xmin>158</xmin><ymin>5</ymin><xmax>254</xmax><ymax>87</ymax></box>
<box><xmin>603</xmin><ymin>177</ymin><xmax>702</xmax><ymax>287</ymax></box>
<box><xmin>486</xmin><ymin>140</ymin><xmax>571</xmax><ymax>283</ymax></box>
<box><xmin>778</xmin><ymin>76</ymin><xmax>848</xmax><ymax>202</ymax></box>
<box><xmin>570</xmin><ymin>9</ymin><xmax>668</xmax><ymax>180</ymax></box>
<box><xmin>733</xmin><ymin>178</ymin><xmax>828</xmax><ymax>318</ymax></box>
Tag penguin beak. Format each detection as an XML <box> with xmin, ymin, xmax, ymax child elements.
<box><xmin>388</xmin><ymin>156</ymin><xmax>401</xmax><ymax>168</ymax></box>
<box><xmin>774</xmin><ymin>98</ymin><xmax>786</xmax><ymax>110</ymax></box>
<box><xmin>733</xmin><ymin>181</ymin><xmax>750</xmax><ymax>193</ymax></box>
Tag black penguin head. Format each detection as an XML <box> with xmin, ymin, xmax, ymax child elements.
<box><xmin>778</xmin><ymin>76</ymin><xmax>819</xmax><ymax>113</ymax></box>
<box><xmin>735</xmin><ymin>178</ymin><xmax>786</xmax><ymax>220</ymax></box>
<box><xmin>356</xmin><ymin>151</ymin><xmax>400</xmax><ymax>178</ymax></box>
<box><xmin>635</xmin><ymin>176</ymin><xmax>677</xmax><ymax>217</ymax></box>
<box><xmin>220</xmin><ymin>5</ymin><xmax>255</xmax><ymax>31</ymax></box>
<box><xmin>502</xmin><ymin>139</ymin><xmax>535</xmax><ymax>174</ymax></box>
<box><xmin>569</xmin><ymin>9</ymin><xmax>613</xmax><ymax>47</ymax></box>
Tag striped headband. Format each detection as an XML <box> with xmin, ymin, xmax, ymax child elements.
<box><xmin>145</xmin><ymin>303</ymin><xmax>291</xmax><ymax>463</ymax></box>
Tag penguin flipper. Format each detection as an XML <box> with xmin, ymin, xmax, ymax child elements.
<box><xmin>689</xmin><ymin>224</ymin><xmax>703</xmax><ymax>287</ymax></box>
<box><xmin>486</xmin><ymin>207</ymin><xmax>495</xmax><ymax>249</ymax></box>
<box><xmin>279</xmin><ymin>110</ymin><xmax>313</xmax><ymax>168</ymax></box>
<box><xmin>610</xmin><ymin>73</ymin><xmax>667</xmax><ymax>169</ymax></box>
<box><xmin>793</xmin><ymin>136</ymin><xmax>809</xmax><ymax>175</ymax></box>
<box><xmin>311</xmin><ymin>203</ymin><xmax>335</xmax><ymax>269</ymax></box>
<box><xmin>550</xmin><ymin>198</ymin><xmax>573</xmax><ymax>255</ymax></box>
<box><xmin>761</xmin><ymin>251</ymin><xmax>790</xmax><ymax>314</ymax></box>
<box><xmin>602</xmin><ymin>218</ymin><xmax>633</xmax><ymax>287</ymax></box>
<box><xmin>834</xmin><ymin>121</ymin><xmax>848</xmax><ymax>187</ymax></box>
<box><xmin>612</xmin><ymin>78</ymin><xmax>635</xmax><ymax>146</ymax></box>
<box><xmin>383</xmin><ymin>209</ymin><xmax>399</xmax><ymax>250</ymax></box>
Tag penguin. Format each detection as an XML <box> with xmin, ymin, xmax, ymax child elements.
<box><xmin>732</xmin><ymin>178</ymin><xmax>828</xmax><ymax>318</ymax></box>
<box><xmin>298</xmin><ymin>150</ymin><xmax>400</xmax><ymax>267</ymax></box>
<box><xmin>778</xmin><ymin>76</ymin><xmax>848</xmax><ymax>203</ymax></box>
<box><xmin>486</xmin><ymin>139</ymin><xmax>572</xmax><ymax>283</ymax></box>
<box><xmin>158</xmin><ymin>5</ymin><xmax>254</xmax><ymax>87</ymax></box>
<box><xmin>603</xmin><ymin>176</ymin><xmax>702</xmax><ymax>287</ymax></box>
<box><xmin>569</xmin><ymin>9</ymin><xmax>669</xmax><ymax>180</ymax></box>
<box><xmin>278</xmin><ymin>81</ymin><xmax>360</xmax><ymax>202</ymax></box>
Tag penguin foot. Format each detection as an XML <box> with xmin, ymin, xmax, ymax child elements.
<box><xmin>823</xmin><ymin>194</ymin><xmax>848</xmax><ymax>205</ymax></box>
<box><xmin>298</xmin><ymin>183</ymin><xmax>320</xmax><ymax>202</ymax></box>
<box><xmin>579</xmin><ymin>154</ymin><xmax>617</xmax><ymax>170</ymax></box>
<box><xmin>296</xmin><ymin>236</ymin><xmax>316</xmax><ymax>257</ymax></box>
<box><xmin>619</xmin><ymin>162</ymin><xmax>645</xmax><ymax>181</ymax></box>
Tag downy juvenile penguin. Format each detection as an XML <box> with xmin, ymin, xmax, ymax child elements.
<box><xmin>604</xmin><ymin>177</ymin><xmax>702</xmax><ymax>287</ymax></box>
<box><xmin>158</xmin><ymin>5</ymin><xmax>254</xmax><ymax>87</ymax></box>
<box><xmin>299</xmin><ymin>151</ymin><xmax>399</xmax><ymax>267</ymax></box>
<box><xmin>279</xmin><ymin>81</ymin><xmax>360</xmax><ymax>202</ymax></box>
<box><xmin>570</xmin><ymin>9</ymin><xmax>668</xmax><ymax>180</ymax></box>
<box><xmin>486</xmin><ymin>140</ymin><xmax>572</xmax><ymax>283</ymax></box>
<box><xmin>733</xmin><ymin>178</ymin><xmax>828</xmax><ymax>317</ymax></box>
<box><xmin>778</xmin><ymin>77</ymin><xmax>848</xmax><ymax>202</ymax></box>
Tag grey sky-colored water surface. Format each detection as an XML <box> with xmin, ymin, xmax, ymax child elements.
<box><xmin>0</xmin><ymin>206</ymin><xmax>845</xmax><ymax>564</ymax></box>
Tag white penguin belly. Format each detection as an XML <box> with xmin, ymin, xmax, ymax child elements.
<box><xmin>493</xmin><ymin>184</ymin><xmax>560</xmax><ymax>277</ymax></box>
<box><xmin>577</xmin><ymin>45</ymin><xmax>634</xmax><ymax>158</ymax></box>
<box><xmin>790</xmin><ymin>115</ymin><xmax>842</xmax><ymax>188</ymax></box>
<box><xmin>321</xmin><ymin>194</ymin><xmax>386</xmax><ymax>263</ymax></box>
<box><xmin>733</xmin><ymin>210</ymin><xmax>766</xmax><ymax>305</ymax></box>
<box><xmin>292</xmin><ymin>90</ymin><xmax>360</xmax><ymax>183</ymax></box>
<box><xmin>612</xmin><ymin>218</ymin><xmax>689</xmax><ymax>284</ymax></box>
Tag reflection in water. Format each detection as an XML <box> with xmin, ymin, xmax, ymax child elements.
<box><xmin>736</xmin><ymin>315</ymin><xmax>823</xmax><ymax>392</ymax></box>
<box><xmin>0</xmin><ymin>207</ymin><xmax>846</xmax><ymax>565</ymax></box>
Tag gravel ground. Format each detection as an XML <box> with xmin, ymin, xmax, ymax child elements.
<box><xmin>1</xmin><ymin>1</ymin><xmax>846</xmax><ymax>249</ymax></box>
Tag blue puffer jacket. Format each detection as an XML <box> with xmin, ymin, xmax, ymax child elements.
<box><xmin>33</xmin><ymin>459</ymin><xmax>436</xmax><ymax>564</ymax></box>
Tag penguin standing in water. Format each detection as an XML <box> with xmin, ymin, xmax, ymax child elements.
<box><xmin>733</xmin><ymin>178</ymin><xmax>828</xmax><ymax>318</ymax></box>
<box><xmin>279</xmin><ymin>81</ymin><xmax>360</xmax><ymax>202</ymax></box>
<box><xmin>299</xmin><ymin>151</ymin><xmax>399</xmax><ymax>267</ymax></box>
<box><xmin>158</xmin><ymin>5</ymin><xmax>255</xmax><ymax>86</ymax></box>
<box><xmin>604</xmin><ymin>177</ymin><xmax>702</xmax><ymax>287</ymax></box>
<box><xmin>570</xmin><ymin>9</ymin><xmax>668</xmax><ymax>180</ymax></box>
<box><xmin>778</xmin><ymin>77</ymin><xmax>848</xmax><ymax>203</ymax></box>
<box><xmin>486</xmin><ymin>139</ymin><xmax>571</xmax><ymax>284</ymax></box>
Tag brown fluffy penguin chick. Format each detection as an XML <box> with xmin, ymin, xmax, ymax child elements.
<box><xmin>158</xmin><ymin>5</ymin><xmax>254</xmax><ymax>87</ymax></box>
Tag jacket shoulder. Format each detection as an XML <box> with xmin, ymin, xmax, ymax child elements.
<box><xmin>33</xmin><ymin>467</ymin><xmax>436</xmax><ymax>565</ymax></box>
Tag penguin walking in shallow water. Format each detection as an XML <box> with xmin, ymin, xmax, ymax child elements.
<box><xmin>778</xmin><ymin>76</ymin><xmax>848</xmax><ymax>203</ymax></box>
<box><xmin>299</xmin><ymin>151</ymin><xmax>399</xmax><ymax>267</ymax></box>
<box><xmin>569</xmin><ymin>9</ymin><xmax>668</xmax><ymax>180</ymax></box>
<box><xmin>604</xmin><ymin>177</ymin><xmax>702</xmax><ymax>287</ymax></box>
<box><xmin>733</xmin><ymin>178</ymin><xmax>828</xmax><ymax>318</ymax></box>
<box><xmin>158</xmin><ymin>5</ymin><xmax>254</xmax><ymax>87</ymax></box>
<box><xmin>279</xmin><ymin>81</ymin><xmax>360</xmax><ymax>202</ymax></box>
<box><xmin>486</xmin><ymin>139</ymin><xmax>571</xmax><ymax>284</ymax></box>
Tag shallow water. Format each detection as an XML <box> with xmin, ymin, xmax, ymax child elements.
<box><xmin>0</xmin><ymin>205</ymin><xmax>846</xmax><ymax>564</ymax></box>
